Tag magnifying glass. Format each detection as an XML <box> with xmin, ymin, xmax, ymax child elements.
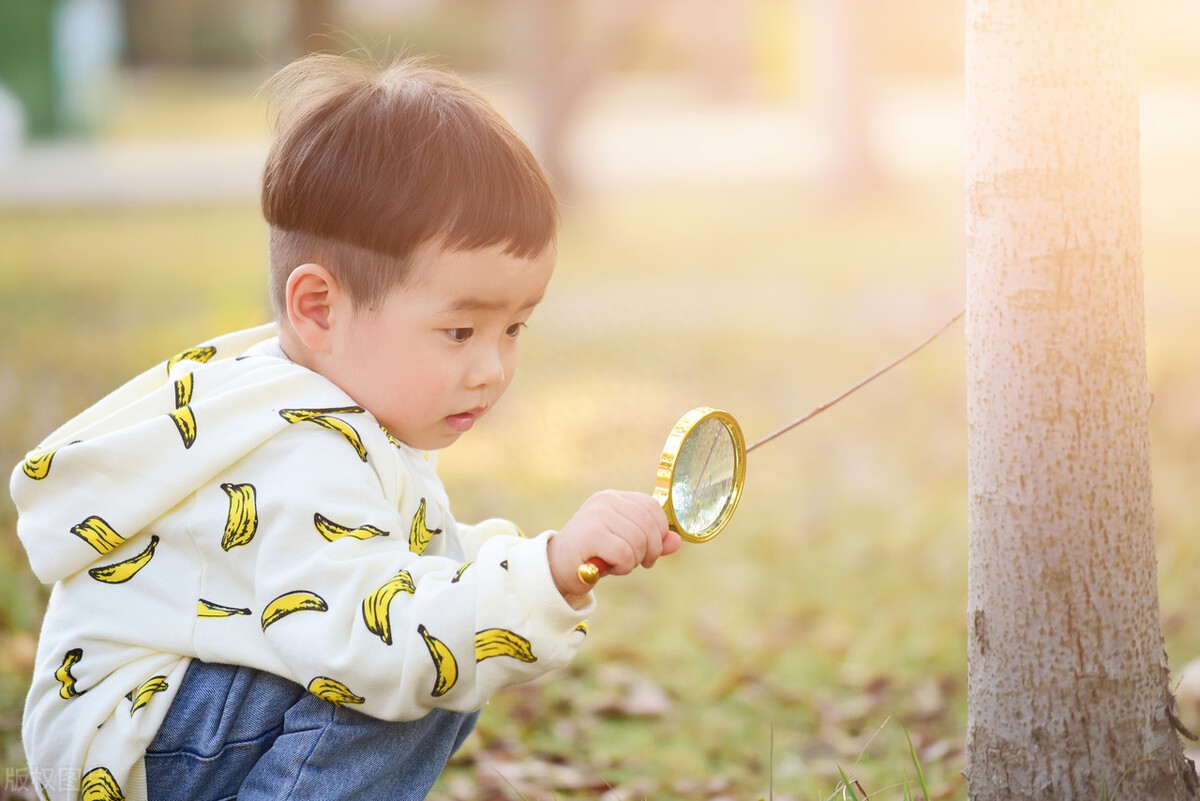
<box><xmin>577</xmin><ymin>406</ymin><xmax>747</xmax><ymax>585</ymax></box>
<box><xmin>572</xmin><ymin>308</ymin><xmax>966</xmax><ymax>586</ymax></box>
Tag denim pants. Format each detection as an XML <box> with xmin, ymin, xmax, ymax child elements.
<box><xmin>144</xmin><ymin>659</ymin><xmax>479</xmax><ymax>801</ymax></box>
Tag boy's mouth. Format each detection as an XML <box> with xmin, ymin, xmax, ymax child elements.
<box><xmin>445</xmin><ymin>406</ymin><xmax>487</xmax><ymax>432</ymax></box>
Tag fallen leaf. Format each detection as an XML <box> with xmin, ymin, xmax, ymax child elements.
<box><xmin>590</xmin><ymin>664</ymin><xmax>673</xmax><ymax>718</ymax></box>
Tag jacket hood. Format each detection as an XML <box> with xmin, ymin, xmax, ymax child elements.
<box><xmin>11</xmin><ymin>324</ymin><xmax>358</xmax><ymax>584</ymax></box>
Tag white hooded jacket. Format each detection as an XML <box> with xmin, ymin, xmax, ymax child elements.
<box><xmin>12</xmin><ymin>324</ymin><xmax>591</xmax><ymax>801</ymax></box>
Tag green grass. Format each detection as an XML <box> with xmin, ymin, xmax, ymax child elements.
<box><xmin>2</xmin><ymin>99</ymin><xmax>1199</xmax><ymax>800</ymax></box>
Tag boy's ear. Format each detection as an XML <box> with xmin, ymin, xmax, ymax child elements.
<box><xmin>285</xmin><ymin>263</ymin><xmax>344</xmax><ymax>353</ymax></box>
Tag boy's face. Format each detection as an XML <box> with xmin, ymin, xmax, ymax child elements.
<box><xmin>327</xmin><ymin>241</ymin><xmax>555</xmax><ymax>450</ymax></box>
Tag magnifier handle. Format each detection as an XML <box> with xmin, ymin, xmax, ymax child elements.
<box><xmin>577</xmin><ymin>557</ymin><xmax>611</xmax><ymax>586</ymax></box>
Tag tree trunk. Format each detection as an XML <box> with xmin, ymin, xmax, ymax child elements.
<box><xmin>964</xmin><ymin>0</ymin><xmax>1198</xmax><ymax>798</ymax></box>
<box><xmin>507</xmin><ymin>0</ymin><xmax>643</xmax><ymax>197</ymax></box>
<box><xmin>803</xmin><ymin>0</ymin><xmax>882</xmax><ymax>198</ymax></box>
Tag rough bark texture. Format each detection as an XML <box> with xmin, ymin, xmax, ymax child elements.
<box><xmin>964</xmin><ymin>0</ymin><xmax>1198</xmax><ymax>798</ymax></box>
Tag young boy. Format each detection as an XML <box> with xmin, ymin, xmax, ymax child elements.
<box><xmin>11</xmin><ymin>54</ymin><xmax>678</xmax><ymax>801</ymax></box>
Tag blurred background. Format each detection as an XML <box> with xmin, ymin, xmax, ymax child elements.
<box><xmin>1</xmin><ymin>1</ymin><xmax>1198</xmax><ymax>798</ymax></box>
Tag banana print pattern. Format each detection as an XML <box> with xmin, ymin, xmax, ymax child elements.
<box><xmin>172</xmin><ymin>372</ymin><xmax>193</xmax><ymax>409</ymax></box>
<box><xmin>81</xmin><ymin>766</ymin><xmax>124</xmax><ymax>801</ymax></box>
<box><xmin>126</xmin><ymin>675</ymin><xmax>169</xmax><ymax>715</ymax></box>
<box><xmin>475</xmin><ymin>629</ymin><xmax>537</xmax><ymax>664</ymax></box>
<box><xmin>314</xmin><ymin>512</ymin><xmax>389</xmax><ymax>542</ymax></box>
<box><xmin>575</xmin><ymin>622</ymin><xmax>589</xmax><ymax>636</ymax></box>
<box><xmin>87</xmin><ymin>535</ymin><xmax>159</xmax><ymax>584</ymax></box>
<box><xmin>71</xmin><ymin>516</ymin><xmax>126</xmax><ymax>555</ymax></box>
<box><xmin>168</xmin><ymin>404</ymin><xmax>197</xmax><ymax>449</ymax></box>
<box><xmin>261</xmin><ymin>590</ymin><xmax>329</xmax><ymax>631</ymax></box>
<box><xmin>22</xmin><ymin>450</ymin><xmax>55</xmax><ymax>480</ymax></box>
<box><xmin>408</xmin><ymin>498</ymin><xmax>441</xmax><ymax>555</ymax></box>
<box><xmin>220</xmin><ymin>482</ymin><xmax>258</xmax><ymax>550</ymax></box>
<box><xmin>452</xmin><ymin>563</ymin><xmax>471</xmax><ymax>583</ymax></box>
<box><xmin>361</xmin><ymin>570</ymin><xmax>417</xmax><ymax>645</ymax></box>
<box><xmin>165</xmin><ymin>345</ymin><xmax>216</xmax><ymax>375</ymax></box>
<box><xmin>197</xmin><ymin>598</ymin><xmax>252</xmax><ymax>618</ymax></box>
<box><xmin>279</xmin><ymin>407</ymin><xmax>369</xmax><ymax>462</ymax></box>
<box><xmin>307</xmin><ymin>676</ymin><xmax>366</xmax><ymax>707</ymax></box>
<box><xmin>418</xmin><ymin>624</ymin><xmax>459</xmax><ymax>698</ymax></box>
<box><xmin>380</xmin><ymin>425</ymin><xmax>404</xmax><ymax>448</ymax></box>
<box><xmin>55</xmin><ymin>648</ymin><xmax>86</xmax><ymax>699</ymax></box>
<box><xmin>167</xmin><ymin>372</ymin><xmax>198</xmax><ymax>449</ymax></box>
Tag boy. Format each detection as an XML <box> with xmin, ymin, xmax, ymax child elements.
<box><xmin>11</xmin><ymin>54</ymin><xmax>678</xmax><ymax>800</ymax></box>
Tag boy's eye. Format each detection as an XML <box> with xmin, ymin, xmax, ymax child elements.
<box><xmin>447</xmin><ymin>328</ymin><xmax>473</xmax><ymax>343</ymax></box>
<box><xmin>506</xmin><ymin>323</ymin><xmax>527</xmax><ymax>338</ymax></box>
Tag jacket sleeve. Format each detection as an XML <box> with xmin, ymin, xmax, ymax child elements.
<box><xmin>235</xmin><ymin>423</ymin><xmax>593</xmax><ymax>721</ymax></box>
<box><xmin>456</xmin><ymin>518</ymin><xmax>526</xmax><ymax>559</ymax></box>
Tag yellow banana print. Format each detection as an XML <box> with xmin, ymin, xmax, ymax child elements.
<box><xmin>408</xmin><ymin>498</ymin><xmax>441</xmax><ymax>555</ymax></box>
<box><xmin>88</xmin><ymin>535</ymin><xmax>159</xmax><ymax>584</ymax></box>
<box><xmin>313</xmin><ymin>512</ymin><xmax>389</xmax><ymax>542</ymax></box>
<box><xmin>197</xmin><ymin>598</ymin><xmax>252</xmax><ymax>618</ymax></box>
<box><xmin>127</xmin><ymin>675</ymin><xmax>169</xmax><ymax>715</ymax></box>
<box><xmin>307</xmin><ymin>676</ymin><xmax>366</xmax><ymax>707</ymax></box>
<box><xmin>55</xmin><ymin>648</ymin><xmax>86</xmax><ymax>699</ymax></box>
<box><xmin>80</xmin><ymin>766</ymin><xmax>124</xmax><ymax>801</ymax></box>
<box><xmin>168</xmin><ymin>373</ymin><xmax>197</xmax><ymax>448</ymax></box>
<box><xmin>380</xmin><ymin>425</ymin><xmax>404</xmax><ymax>448</ymax></box>
<box><xmin>39</xmin><ymin>784</ymin><xmax>50</xmax><ymax>801</ymax></box>
<box><xmin>575</xmin><ymin>621</ymin><xmax>589</xmax><ymax>636</ymax></box>
<box><xmin>169</xmin><ymin>405</ymin><xmax>197</xmax><ymax>449</ymax></box>
<box><xmin>71</xmin><ymin>516</ymin><xmax>126</xmax><ymax>554</ymax></box>
<box><xmin>173</xmin><ymin>372</ymin><xmax>194</xmax><ymax>407</ymax></box>
<box><xmin>261</xmin><ymin>590</ymin><xmax>329</xmax><ymax>631</ymax></box>
<box><xmin>418</xmin><ymin>624</ymin><xmax>459</xmax><ymax>698</ymax></box>
<box><xmin>279</xmin><ymin>406</ymin><xmax>364</xmax><ymax>422</ymax></box>
<box><xmin>280</xmin><ymin>407</ymin><xmax>368</xmax><ymax>462</ymax></box>
<box><xmin>475</xmin><ymin>628</ymin><xmax>538</xmax><ymax>664</ymax></box>
<box><xmin>22</xmin><ymin>450</ymin><xmax>55</xmax><ymax>480</ymax></box>
<box><xmin>220</xmin><ymin>482</ymin><xmax>259</xmax><ymax>550</ymax></box>
<box><xmin>452</xmin><ymin>562</ymin><xmax>471</xmax><ymax>583</ymax></box>
<box><xmin>361</xmin><ymin>570</ymin><xmax>416</xmax><ymax>645</ymax></box>
<box><xmin>166</xmin><ymin>345</ymin><xmax>217</xmax><ymax>375</ymax></box>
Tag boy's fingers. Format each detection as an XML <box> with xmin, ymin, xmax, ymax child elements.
<box><xmin>594</xmin><ymin>537</ymin><xmax>639</xmax><ymax>576</ymax></box>
<box><xmin>560</xmin><ymin>490</ymin><xmax>678</xmax><ymax>589</ymax></box>
<box><xmin>609</xmin><ymin>491</ymin><xmax>672</xmax><ymax>567</ymax></box>
<box><xmin>612</xmin><ymin>490</ymin><xmax>669</xmax><ymax>535</ymax></box>
<box><xmin>591</xmin><ymin>492</ymin><xmax>658</xmax><ymax>555</ymax></box>
<box><xmin>662</xmin><ymin>530</ymin><xmax>683</xmax><ymax>555</ymax></box>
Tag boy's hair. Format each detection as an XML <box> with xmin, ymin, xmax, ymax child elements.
<box><xmin>261</xmin><ymin>53</ymin><xmax>559</xmax><ymax>314</ymax></box>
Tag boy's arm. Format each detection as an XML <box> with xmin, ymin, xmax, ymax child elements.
<box><xmin>458</xmin><ymin>492</ymin><xmax>678</xmax><ymax>605</ymax></box>
<box><xmin>243</xmin><ymin>429</ymin><xmax>590</xmax><ymax>721</ymax></box>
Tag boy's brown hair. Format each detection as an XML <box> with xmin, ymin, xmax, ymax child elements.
<box><xmin>261</xmin><ymin>54</ymin><xmax>559</xmax><ymax>313</ymax></box>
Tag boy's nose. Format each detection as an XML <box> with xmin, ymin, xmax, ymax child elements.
<box><xmin>467</xmin><ymin>347</ymin><xmax>506</xmax><ymax>389</ymax></box>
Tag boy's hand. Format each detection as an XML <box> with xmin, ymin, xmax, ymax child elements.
<box><xmin>548</xmin><ymin>490</ymin><xmax>680</xmax><ymax>601</ymax></box>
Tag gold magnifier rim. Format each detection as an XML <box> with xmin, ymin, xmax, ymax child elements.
<box><xmin>652</xmin><ymin>406</ymin><xmax>746</xmax><ymax>544</ymax></box>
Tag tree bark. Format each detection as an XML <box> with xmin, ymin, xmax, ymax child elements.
<box><xmin>964</xmin><ymin>0</ymin><xmax>1198</xmax><ymax>798</ymax></box>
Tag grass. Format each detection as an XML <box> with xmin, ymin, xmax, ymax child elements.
<box><xmin>2</xmin><ymin>77</ymin><xmax>1200</xmax><ymax>800</ymax></box>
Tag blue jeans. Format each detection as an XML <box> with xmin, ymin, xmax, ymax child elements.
<box><xmin>144</xmin><ymin>659</ymin><xmax>479</xmax><ymax>801</ymax></box>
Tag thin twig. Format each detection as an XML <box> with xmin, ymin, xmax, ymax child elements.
<box><xmin>746</xmin><ymin>308</ymin><xmax>965</xmax><ymax>453</ymax></box>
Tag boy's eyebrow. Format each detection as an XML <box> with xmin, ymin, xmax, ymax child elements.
<box><xmin>444</xmin><ymin>293</ymin><xmax>545</xmax><ymax>313</ymax></box>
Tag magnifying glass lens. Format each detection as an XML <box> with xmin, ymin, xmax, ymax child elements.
<box><xmin>671</xmin><ymin>417</ymin><xmax>737</xmax><ymax>534</ymax></box>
